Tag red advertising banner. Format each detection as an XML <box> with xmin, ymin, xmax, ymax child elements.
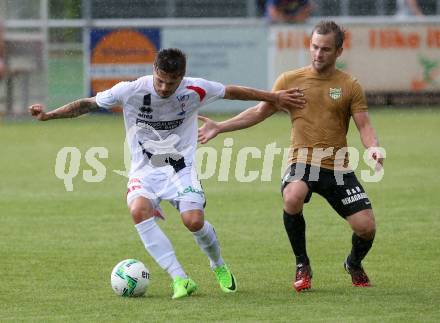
<box><xmin>89</xmin><ymin>28</ymin><xmax>160</xmax><ymax>96</ymax></box>
<box><xmin>269</xmin><ymin>23</ymin><xmax>440</xmax><ymax>93</ymax></box>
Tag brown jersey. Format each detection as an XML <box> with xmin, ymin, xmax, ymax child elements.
<box><xmin>273</xmin><ymin>66</ymin><xmax>368</xmax><ymax>170</ymax></box>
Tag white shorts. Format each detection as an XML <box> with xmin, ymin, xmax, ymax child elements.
<box><xmin>126</xmin><ymin>166</ymin><xmax>205</xmax><ymax>212</ymax></box>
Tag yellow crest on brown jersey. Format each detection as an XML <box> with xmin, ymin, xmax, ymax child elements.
<box><xmin>329</xmin><ymin>88</ymin><xmax>342</xmax><ymax>100</ymax></box>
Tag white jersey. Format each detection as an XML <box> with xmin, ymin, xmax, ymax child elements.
<box><xmin>96</xmin><ymin>75</ymin><xmax>225</xmax><ymax>176</ymax></box>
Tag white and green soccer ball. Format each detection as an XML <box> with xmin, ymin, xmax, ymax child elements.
<box><xmin>110</xmin><ymin>259</ymin><xmax>150</xmax><ymax>297</ymax></box>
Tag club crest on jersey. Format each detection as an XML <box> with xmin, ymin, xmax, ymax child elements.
<box><xmin>329</xmin><ymin>88</ymin><xmax>342</xmax><ymax>100</ymax></box>
<box><xmin>177</xmin><ymin>94</ymin><xmax>190</xmax><ymax>102</ymax></box>
<box><xmin>177</xmin><ymin>94</ymin><xmax>190</xmax><ymax>116</ymax></box>
<box><xmin>177</xmin><ymin>105</ymin><xmax>186</xmax><ymax>116</ymax></box>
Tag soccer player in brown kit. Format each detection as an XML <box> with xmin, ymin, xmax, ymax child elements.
<box><xmin>198</xmin><ymin>20</ymin><xmax>384</xmax><ymax>291</ymax></box>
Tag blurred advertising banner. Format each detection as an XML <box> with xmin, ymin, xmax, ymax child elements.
<box><xmin>89</xmin><ymin>28</ymin><xmax>160</xmax><ymax>96</ymax></box>
<box><xmin>269</xmin><ymin>23</ymin><xmax>440</xmax><ymax>92</ymax></box>
<box><xmin>163</xmin><ymin>25</ymin><xmax>267</xmax><ymax>112</ymax></box>
<box><xmin>163</xmin><ymin>25</ymin><xmax>267</xmax><ymax>90</ymax></box>
<box><xmin>87</xmin><ymin>25</ymin><xmax>267</xmax><ymax>112</ymax></box>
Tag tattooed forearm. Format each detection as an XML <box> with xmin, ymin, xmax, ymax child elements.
<box><xmin>46</xmin><ymin>98</ymin><xmax>99</xmax><ymax>120</ymax></box>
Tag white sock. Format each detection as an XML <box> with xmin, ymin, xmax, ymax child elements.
<box><xmin>135</xmin><ymin>218</ymin><xmax>186</xmax><ymax>280</ymax></box>
<box><xmin>193</xmin><ymin>221</ymin><xmax>224</xmax><ymax>269</ymax></box>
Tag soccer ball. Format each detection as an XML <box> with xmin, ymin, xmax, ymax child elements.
<box><xmin>110</xmin><ymin>259</ymin><xmax>150</xmax><ymax>297</ymax></box>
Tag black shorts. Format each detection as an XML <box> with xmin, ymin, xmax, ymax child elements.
<box><xmin>281</xmin><ymin>163</ymin><xmax>372</xmax><ymax>218</ymax></box>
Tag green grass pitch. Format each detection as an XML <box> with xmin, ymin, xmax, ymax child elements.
<box><xmin>0</xmin><ymin>108</ymin><xmax>439</xmax><ymax>322</ymax></box>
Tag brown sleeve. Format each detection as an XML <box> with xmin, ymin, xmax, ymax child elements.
<box><xmin>350</xmin><ymin>79</ymin><xmax>368</xmax><ymax>115</ymax></box>
<box><xmin>271</xmin><ymin>73</ymin><xmax>287</xmax><ymax>92</ymax></box>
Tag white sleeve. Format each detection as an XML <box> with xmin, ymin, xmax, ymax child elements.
<box><xmin>95</xmin><ymin>81</ymin><xmax>130</xmax><ymax>109</ymax></box>
<box><xmin>196</xmin><ymin>79</ymin><xmax>226</xmax><ymax>106</ymax></box>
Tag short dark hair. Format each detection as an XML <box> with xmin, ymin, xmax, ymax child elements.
<box><xmin>154</xmin><ymin>48</ymin><xmax>186</xmax><ymax>76</ymax></box>
<box><xmin>312</xmin><ymin>20</ymin><xmax>345</xmax><ymax>49</ymax></box>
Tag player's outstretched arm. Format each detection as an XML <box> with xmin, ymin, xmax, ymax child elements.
<box><xmin>353</xmin><ymin>111</ymin><xmax>384</xmax><ymax>169</ymax></box>
<box><xmin>224</xmin><ymin>85</ymin><xmax>305</xmax><ymax>111</ymax></box>
<box><xmin>198</xmin><ymin>101</ymin><xmax>278</xmax><ymax>144</ymax></box>
<box><xmin>28</xmin><ymin>97</ymin><xmax>99</xmax><ymax>121</ymax></box>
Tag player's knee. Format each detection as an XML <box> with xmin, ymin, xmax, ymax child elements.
<box><xmin>355</xmin><ymin>223</ymin><xmax>375</xmax><ymax>240</ymax></box>
<box><xmin>181</xmin><ymin>210</ymin><xmax>204</xmax><ymax>232</ymax></box>
<box><xmin>282</xmin><ymin>182</ymin><xmax>308</xmax><ymax>214</ymax></box>
<box><xmin>361</xmin><ymin>219</ymin><xmax>376</xmax><ymax>240</ymax></box>
<box><xmin>283</xmin><ymin>193</ymin><xmax>304</xmax><ymax>214</ymax></box>
<box><xmin>350</xmin><ymin>211</ymin><xmax>376</xmax><ymax>240</ymax></box>
<box><xmin>184</xmin><ymin>217</ymin><xmax>204</xmax><ymax>232</ymax></box>
<box><xmin>129</xmin><ymin>204</ymin><xmax>153</xmax><ymax>224</ymax></box>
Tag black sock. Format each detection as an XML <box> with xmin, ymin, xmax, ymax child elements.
<box><xmin>348</xmin><ymin>233</ymin><xmax>374</xmax><ymax>268</ymax></box>
<box><xmin>283</xmin><ymin>210</ymin><xmax>309</xmax><ymax>266</ymax></box>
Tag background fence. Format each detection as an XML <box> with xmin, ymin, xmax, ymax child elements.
<box><xmin>1</xmin><ymin>0</ymin><xmax>440</xmax><ymax>113</ymax></box>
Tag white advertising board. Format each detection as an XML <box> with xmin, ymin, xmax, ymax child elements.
<box><xmin>163</xmin><ymin>25</ymin><xmax>268</xmax><ymax>112</ymax></box>
<box><xmin>269</xmin><ymin>23</ymin><xmax>440</xmax><ymax>92</ymax></box>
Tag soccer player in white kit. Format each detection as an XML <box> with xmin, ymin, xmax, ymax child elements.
<box><xmin>29</xmin><ymin>48</ymin><xmax>305</xmax><ymax>299</ymax></box>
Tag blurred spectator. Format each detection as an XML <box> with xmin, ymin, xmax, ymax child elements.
<box><xmin>395</xmin><ymin>0</ymin><xmax>424</xmax><ymax>17</ymax></box>
<box><xmin>265</xmin><ymin>0</ymin><xmax>312</xmax><ymax>23</ymax></box>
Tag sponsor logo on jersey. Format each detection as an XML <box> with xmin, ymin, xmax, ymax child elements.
<box><xmin>138</xmin><ymin>105</ymin><xmax>153</xmax><ymax>119</ymax></box>
<box><xmin>329</xmin><ymin>88</ymin><xmax>342</xmax><ymax>100</ymax></box>
<box><xmin>341</xmin><ymin>192</ymin><xmax>368</xmax><ymax>205</ymax></box>
<box><xmin>136</xmin><ymin>118</ymin><xmax>184</xmax><ymax>130</ymax></box>
<box><xmin>137</xmin><ymin>113</ymin><xmax>153</xmax><ymax>119</ymax></box>
<box><xmin>346</xmin><ymin>186</ymin><xmax>361</xmax><ymax>196</ymax></box>
<box><xmin>177</xmin><ymin>185</ymin><xmax>204</xmax><ymax>198</ymax></box>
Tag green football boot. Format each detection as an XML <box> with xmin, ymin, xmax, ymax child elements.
<box><xmin>171</xmin><ymin>276</ymin><xmax>198</xmax><ymax>299</ymax></box>
<box><xmin>213</xmin><ymin>264</ymin><xmax>237</xmax><ymax>293</ymax></box>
